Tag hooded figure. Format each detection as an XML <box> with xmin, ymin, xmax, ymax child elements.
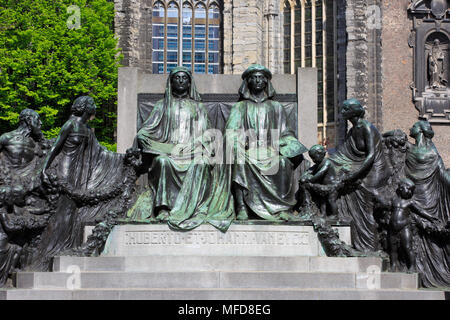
<box><xmin>225</xmin><ymin>64</ymin><xmax>307</xmax><ymax>221</ymax></box>
<box><xmin>136</xmin><ymin>66</ymin><xmax>234</xmax><ymax>231</ymax></box>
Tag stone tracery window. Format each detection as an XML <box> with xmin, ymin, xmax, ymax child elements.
<box><xmin>284</xmin><ymin>0</ymin><xmax>338</xmax><ymax>149</ymax></box>
<box><xmin>151</xmin><ymin>0</ymin><xmax>222</xmax><ymax>74</ymax></box>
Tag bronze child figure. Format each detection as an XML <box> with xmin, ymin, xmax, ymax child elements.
<box><xmin>370</xmin><ymin>178</ymin><xmax>439</xmax><ymax>272</ymax></box>
<box><xmin>299</xmin><ymin>144</ymin><xmax>340</xmax><ymax>220</ymax></box>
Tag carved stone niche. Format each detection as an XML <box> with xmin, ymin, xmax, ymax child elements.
<box><xmin>408</xmin><ymin>0</ymin><xmax>450</xmax><ymax>123</ymax></box>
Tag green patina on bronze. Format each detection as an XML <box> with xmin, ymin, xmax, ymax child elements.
<box><xmin>129</xmin><ymin>66</ymin><xmax>234</xmax><ymax>232</ymax></box>
<box><xmin>226</xmin><ymin>64</ymin><xmax>307</xmax><ymax>221</ymax></box>
<box><xmin>124</xmin><ymin>187</ymin><xmax>156</xmax><ymax>223</ymax></box>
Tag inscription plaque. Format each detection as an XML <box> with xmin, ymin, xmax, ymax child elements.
<box><xmin>124</xmin><ymin>231</ymin><xmax>310</xmax><ymax>246</ymax></box>
<box><xmin>101</xmin><ymin>224</ymin><xmax>351</xmax><ymax>257</ymax></box>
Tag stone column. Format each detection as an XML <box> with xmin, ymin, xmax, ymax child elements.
<box><xmin>230</xmin><ymin>0</ymin><xmax>265</xmax><ymax>74</ymax></box>
<box><xmin>297</xmin><ymin>68</ymin><xmax>318</xmax><ymax>151</ymax></box>
<box><xmin>263</xmin><ymin>0</ymin><xmax>283</xmax><ymax>73</ymax></box>
<box><xmin>345</xmin><ymin>0</ymin><xmax>369</xmax><ymax>107</ymax></box>
<box><xmin>345</xmin><ymin>0</ymin><xmax>383</xmax><ymax>129</ymax></box>
<box><xmin>117</xmin><ymin>67</ymin><xmax>139</xmax><ymax>153</ymax></box>
<box><xmin>114</xmin><ymin>0</ymin><xmax>152</xmax><ymax>72</ymax></box>
<box><xmin>223</xmin><ymin>0</ymin><xmax>234</xmax><ymax>74</ymax></box>
<box><xmin>336</xmin><ymin>0</ymin><xmax>348</xmax><ymax>146</ymax></box>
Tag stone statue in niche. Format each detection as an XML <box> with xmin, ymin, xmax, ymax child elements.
<box><xmin>428</xmin><ymin>39</ymin><xmax>448</xmax><ymax>89</ymax></box>
<box><xmin>408</xmin><ymin>1</ymin><xmax>450</xmax><ymax>121</ymax></box>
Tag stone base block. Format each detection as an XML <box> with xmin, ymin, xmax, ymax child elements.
<box><xmin>101</xmin><ymin>223</ymin><xmax>351</xmax><ymax>257</ymax></box>
<box><xmin>15</xmin><ymin>270</ymin><xmax>418</xmax><ymax>290</ymax></box>
<box><xmin>52</xmin><ymin>256</ymin><xmax>382</xmax><ymax>273</ymax></box>
<box><xmin>1</xmin><ymin>288</ymin><xmax>445</xmax><ymax>300</ymax></box>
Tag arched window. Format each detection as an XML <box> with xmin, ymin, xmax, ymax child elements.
<box><xmin>182</xmin><ymin>2</ymin><xmax>193</xmax><ymax>70</ymax></box>
<box><xmin>152</xmin><ymin>1</ymin><xmax>165</xmax><ymax>74</ymax></box>
<box><xmin>166</xmin><ymin>2</ymin><xmax>180</xmax><ymax>73</ymax></box>
<box><xmin>284</xmin><ymin>0</ymin><xmax>337</xmax><ymax>149</ymax></box>
<box><xmin>151</xmin><ymin>0</ymin><xmax>223</xmax><ymax>74</ymax></box>
<box><xmin>208</xmin><ymin>3</ymin><xmax>221</xmax><ymax>74</ymax></box>
<box><xmin>194</xmin><ymin>3</ymin><xmax>206</xmax><ymax>73</ymax></box>
<box><xmin>283</xmin><ymin>1</ymin><xmax>292</xmax><ymax>73</ymax></box>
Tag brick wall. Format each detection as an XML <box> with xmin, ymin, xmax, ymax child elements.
<box><xmin>345</xmin><ymin>0</ymin><xmax>383</xmax><ymax>129</ymax></box>
<box><xmin>381</xmin><ymin>0</ymin><xmax>449</xmax><ymax>165</ymax></box>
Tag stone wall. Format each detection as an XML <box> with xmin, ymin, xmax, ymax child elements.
<box><xmin>263</xmin><ymin>0</ymin><xmax>283</xmax><ymax>74</ymax></box>
<box><xmin>336</xmin><ymin>0</ymin><xmax>348</xmax><ymax>146</ymax></box>
<box><xmin>345</xmin><ymin>0</ymin><xmax>383</xmax><ymax>129</ymax></box>
<box><xmin>114</xmin><ymin>0</ymin><xmax>152</xmax><ymax>72</ymax></box>
<box><xmin>381</xmin><ymin>0</ymin><xmax>417</xmax><ymax>137</ymax></box>
<box><xmin>223</xmin><ymin>0</ymin><xmax>264</xmax><ymax>74</ymax></box>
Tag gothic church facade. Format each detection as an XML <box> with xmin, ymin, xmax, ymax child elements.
<box><xmin>114</xmin><ymin>0</ymin><xmax>450</xmax><ymax>163</ymax></box>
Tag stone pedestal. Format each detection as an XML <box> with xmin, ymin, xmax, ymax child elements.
<box><xmin>101</xmin><ymin>222</ymin><xmax>351</xmax><ymax>257</ymax></box>
<box><xmin>7</xmin><ymin>222</ymin><xmax>445</xmax><ymax>300</ymax></box>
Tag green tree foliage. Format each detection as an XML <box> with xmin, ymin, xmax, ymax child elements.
<box><xmin>0</xmin><ymin>0</ymin><xmax>122</xmax><ymax>150</ymax></box>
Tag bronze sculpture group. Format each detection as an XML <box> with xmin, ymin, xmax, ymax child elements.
<box><xmin>0</xmin><ymin>65</ymin><xmax>449</xmax><ymax>289</ymax></box>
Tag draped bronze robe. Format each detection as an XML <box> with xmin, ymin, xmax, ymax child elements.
<box><xmin>226</xmin><ymin>97</ymin><xmax>307</xmax><ymax>220</ymax></box>
<box><xmin>405</xmin><ymin>144</ymin><xmax>450</xmax><ymax>288</ymax></box>
<box><xmin>30</xmin><ymin>127</ymin><xmax>127</xmax><ymax>271</ymax></box>
<box><xmin>331</xmin><ymin>124</ymin><xmax>391</xmax><ymax>252</ymax></box>
<box><xmin>137</xmin><ymin>97</ymin><xmax>234</xmax><ymax>231</ymax></box>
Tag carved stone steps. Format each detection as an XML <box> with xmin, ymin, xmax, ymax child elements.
<box><xmin>4</xmin><ymin>255</ymin><xmax>445</xmax><ymax>300</ymax></box>
<box><xmin>52</xmin><ymin>255</ymin><xmax>385</xmax><ymax>273</ymax></box>
<box><xmin>15</xmin><ymin>270</ymin><xmax>418</xmax><ymax>290</ymax></box>
<box><xmin>1</xmin><ymin>288</ymin><xmax>445</xmax><ymax>300</ymax></box>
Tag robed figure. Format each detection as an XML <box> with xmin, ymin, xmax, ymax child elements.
<box><xmin>31</xmin><ymin>96</ymin><xmax>130</xmax><ymax>271</ymax></box>
<box><xmin>136</xmin><ymin>66</ymin><xmax>234</xmax><ymax>231</ymax></box>
<box><xmin>404</xmin><ymin>121</ymin><xmax>450</xmax><ymax>288</ymax></box>
<box><xmin>226</xmin><ymin>64</ymin><xmax>307</xmax><ymax>221</ymax></box>
<box><xmin>331</xmin><ymin>99</ymin><xmax>392</xmax><ymax>252</ymax></box>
